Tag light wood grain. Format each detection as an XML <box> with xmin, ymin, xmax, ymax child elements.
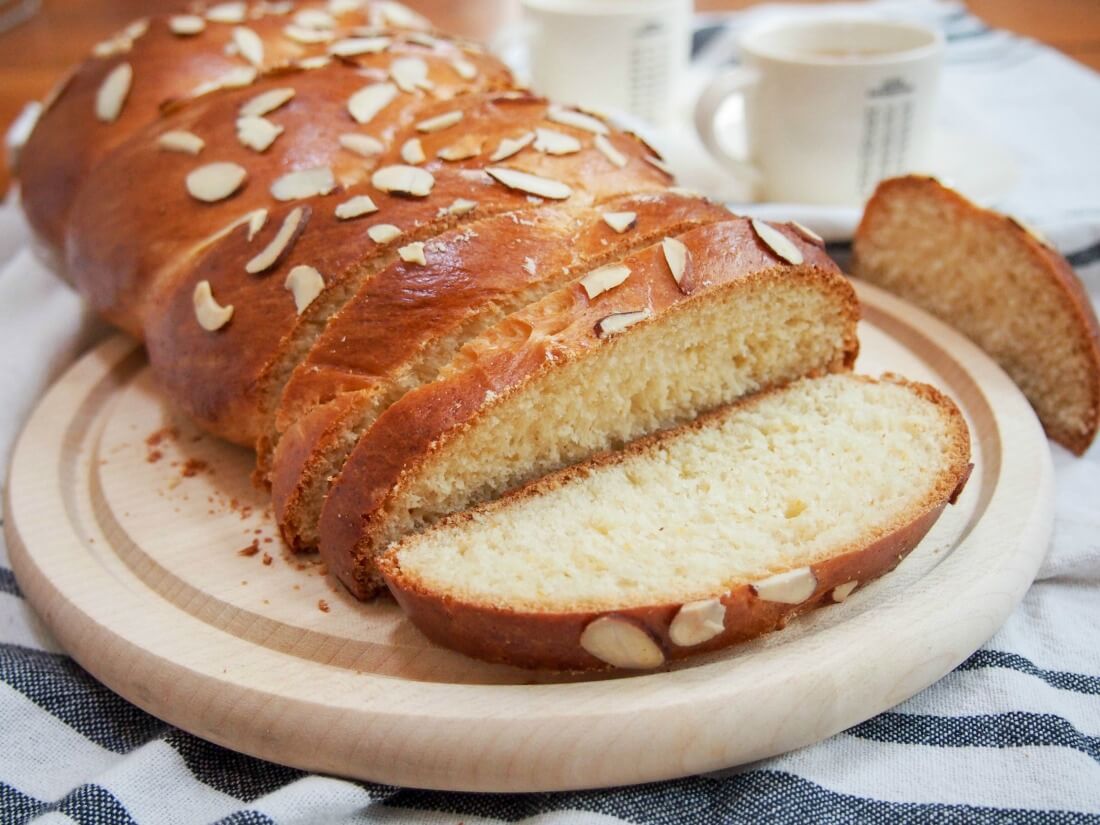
<box><xmin>5</xmin><ymin>279</ymin><xmax>1053</xmax><ymax>791</ymax></box>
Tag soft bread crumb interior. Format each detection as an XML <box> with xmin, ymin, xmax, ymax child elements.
<box><xmin>856</xmin><ymin>185</ymin><xmax>1095</xmax><ymax>443</ymax></box>
<box><xmin>375</xmin><ymin>274</ymin><xmax>853</xmax><ymax>554</ymax></box>
<box><xmin>393</xmin><ymin>374</ymin><xmax>963</xmax><ymax>611</ymax></box>
<box><xmin>284</xmin><ymin>210</ymin><xmax>727</xmax><ymax>547</ymax></box>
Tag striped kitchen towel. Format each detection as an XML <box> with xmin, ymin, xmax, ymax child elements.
<box><xmin>2</xmin><ymin>1</ymin><xmax>1099</xmax><ymax>822</ymax></box>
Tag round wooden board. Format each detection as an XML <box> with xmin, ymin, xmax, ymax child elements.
<box><xmin>6</xmin><ymin>279</ymin><xmax>1054</xmax><ymax>792</ymax></box>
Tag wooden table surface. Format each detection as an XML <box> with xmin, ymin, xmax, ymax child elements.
<box><xmin>1</xmin><ymin>0</ymin><xmax>1098</xmax><ymax>195</ymax></box>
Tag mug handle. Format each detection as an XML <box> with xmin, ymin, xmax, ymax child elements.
<box><xmin>693</xmin><ymin>67</ymin><xmax>762</xmax><ymax>196</ymax></box>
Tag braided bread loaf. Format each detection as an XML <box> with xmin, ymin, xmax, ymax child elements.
<box><xmin>14</xmin><ymin>2</ymin><xmax>970</xmax><ymax>667</ymax></box>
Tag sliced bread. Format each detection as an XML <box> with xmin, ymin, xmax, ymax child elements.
<box><xmin>269</xmin><ymin>192</ymin><xmax>732</xmax><ymax>550</ymax></box>
<box><xmin>319</xmin><ymin>218</ymin><xmax>860</xmax><ymax>597</ymax></box>
<box><xmin>853</xmin><ymin>175</ymin><xmax>1100</xmax><ymax>454</ymax></box>
<box><xmin>379</xmin><ymin>373</ymin><xmax>972</xmax><ymax>671</ymax></box>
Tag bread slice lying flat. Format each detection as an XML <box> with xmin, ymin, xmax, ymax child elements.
<box><xmin>853</xmin><ymin>175</ymin><xmax>1100</xmax><ymax>455</ymax></box>
<box><xmin>319</xmin><ymin>218</ymin><xmax>860</xmax><ymax>597</ymax></box>
<box><xmin>379</xmin><ymin>373</ymin><xmax>972</xmax><ymax>671</ymax></box>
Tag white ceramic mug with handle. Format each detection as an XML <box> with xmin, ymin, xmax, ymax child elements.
<box><xmin>695</xmin><ymin>18</ymin><xmax>944</xmax><ymax>204</ymax></box>
<box><xmin>522</xmin><ymin>0</ymin><xmax>692</xmax><ymax>125</ymax></box>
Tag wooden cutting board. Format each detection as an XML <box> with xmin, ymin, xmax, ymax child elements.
<box><xmin>5</xmin><ymin>279</ymin><xmax>1054</xmax><ymax>792</ymax></box>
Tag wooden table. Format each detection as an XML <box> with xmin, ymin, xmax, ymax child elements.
<box><xmin>1</xmin><ymin>0</ymin><xmax>1098</xmax><ymax>195</ymax></box>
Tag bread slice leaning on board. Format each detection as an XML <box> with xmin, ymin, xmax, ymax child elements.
<box><xmin>12</xmin><ymin>2</ymin><xmax>974</xmax><ymax>668</ymax></box>
<box><xmin>853</xmin><ymin>175</ymin><xmax>1100</xmax><ymax>455</ymax></box>
<box><xmin>379</xmin><ymin>373</ymin><xmax>972</xmax><ymax>671</ymax></box>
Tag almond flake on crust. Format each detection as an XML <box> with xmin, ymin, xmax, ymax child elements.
<box><xmin>245</xmin><ymin>206</ymin><xmax>308</xmax><ymax>273</ymax></box>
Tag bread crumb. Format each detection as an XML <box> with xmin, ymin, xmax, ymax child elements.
<box><xmin>146</xmin><ymin>450</ymin><xmax>162</xmax><ymax>463</ymax></box>
<box><xmin>318</xmin><ymin>599</ymin><xmax>330</xmax><ymax>613</ymax></box>
<box><xmin>238</xmin><ymin>540</ymin><xmax>260</xmax><ymax>557</ymax></box>
<box><xmin>262</xmin><ymin>553</ymin><xmax>273</xmax><ymax>566</ymax></box>
<box><xmin>181</xmin><ymin>459</ymin><xmax>208</xmax><ymax>477</ymax></box>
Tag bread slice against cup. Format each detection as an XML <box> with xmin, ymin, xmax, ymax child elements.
<box><xmin>853</xmin><ymin>175</ymin><xmax>1100</xmax><ymax>455</ymax></box>
<box><xmin>379</xmin><ymin>373</ymin><xmax>972</xmax><ymax>671</ymax></box>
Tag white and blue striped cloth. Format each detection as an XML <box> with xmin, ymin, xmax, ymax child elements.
<box><xmin>2</xmin><ymin>2</ymin><xmax>1099</xmax><ymax>822</ymax></box>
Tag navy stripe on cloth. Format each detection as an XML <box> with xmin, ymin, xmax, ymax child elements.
<box><xmin>960</xmin><ymin>649</ymin><xmax>1100</xmax><ymax>695</ymax></box>
<box><xmin>384</xmin><ymin>770</ymin><xmax>1100</xmax><ymax>825</ymax></box>
<box><xmin>0</xmin><ymin>643</ymin><xmax>166</xmax><ymax>753</ymax></box>
<box><xmin>211</xmin><ymin>812</ymin><xmax>279</xmax><ymax>825</ymax></box>
<box><xmin>163</xmin><ymin>730</ymin><xmax>305</xmax><ymax>803</ymax></box>
<box><xmin>0</xmin><ymin>567</ymin><xmax>21</xmax><ymax>598</ymax></box>
<box><xmin>1</xmin><ymin>782</ymin><xmax>139</xmax><ymax>825</ymax></box>
<box><xmin>1067</xmin><ymin>240</ymin><xmax>1100</xmax><ymax>268</ymax></box>
<box><xmin>849</xmin><ymin>712</ymin><xmax>1100</xmax><ymax>765</ymax></box>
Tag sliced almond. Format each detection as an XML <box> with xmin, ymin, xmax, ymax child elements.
<box><xmin>284</xmin><ymin>265</ymin><xmax>325</xmax><ymax>314</ymax></box>
<box><xmin>236</xmin><ymin>116</ymin><xmax>283</xmax><ymax>152</ymax></box>
<box><xmin>158</xmin><ymin>130</ymin><xmax>205</xmax><ymax>155</ymax></box>
<box><xmin>186</xmin><ymin>162</ymin><xmax>247</xmax><ymax>202</ymax></box>
<box><xmin>92</xmin><ymin>35</ymin><xmax>130</xmax><ymax>58</ymax></box>
<box><xmin>95</xmin><ymin>62</ymin><xmax>132</xmax><ymax>123</ymax></box>
<box><xmin>328</xmin><ymin>36</ymin><xmax>391</xmax><ymax>56</ymax></box>
<box><xmin>580</xmin><ymin>616</ymin><xmax>664</xmax><ymax>669</ymax></box>
<box><xmin>124</xmin><ymin>18</ymin><xmax>149</xmax><ymax>40</ymax></box>
<box><xmin>400</xmin><ymin>137</ymin><xmax>426</xmax><ymax>165</ymax></box>
<box><xmin>257</xmin><ymin>0</ymin><xmax>294</xmax><ymax>14</ymax></box>
<box><xmin>347</xmin><ymin>82</ymin><xmax>397</xmax><ymax>124</ymax></box>
<box><xmin>437</xmin><ymin>135</ymin><xmax>482</xmax><ymax>162</ymax></box>
<box><xmin>753</xmin><ymin>566</ymin><xmax>817</xmax><ymax>604</ymax></box>
<box><xmin>294</xmin><ymin>8</ymin><xmax>336</xmax><ymax>29</ymax></box>
<box><xmin>667</xmin><ymin>186</ymin><xmax>703</xmax><ymax>199</ymax></box>
<box><xmin>398</xmin><ymin>241</ymin><xmax>427</xmax><ymax>265</ymax></box>
<box><xmin>206</xmin><ymin>2</ymin><xmax>247</xmax><ymax>24</ymax></box>
<box><xmin>390</xmin><ymin>56</ymin><xmax>432</xmax><ymax>92</ymax></box>
<box><xmin>169</xmin><ymin>14</ymin><xmax>206</xmax><ymax>35</ymax></box>
<box><xmin>486</xmin><ymin>167</ymin><xmax>571</xmax><ymax>200</ymax></box>
<box><xmin>284</xmin><ymin>24</ymin><xmax>334</xmax><ymax>44</ymax></box>
<box><xmin>595</xmin><ymin>133</ymin><xmax>627</xmax><ymax>168</ymax></box>
<box><xmin>328</xmin><ymin>0</ymin><xmax>365</xmax><ymax>14</ymax></box>
<box><xmin>580</xmin><ymin>264</ymin><xmax>631</xmax><ymax>299</ymax></box>
<box><xmin>602</xmin><ymin>211</ymin><xmax>636</xmax><ymax>233</ymax></box>
<box><xmin>371</xmin><ymin>164</ymin><xmax>434</xmax><ymax>196</ymax></box>
<box><xmin>376</xmin><ymin>1</ymin><xmax>429</xmax><ymax>29</ymax></box>
<box><xmin>645</xmin><ymin>155</ymin><xmax>673</xmax><ymax>176</ymax></box>
<box><xmin>232</xmin><ymin>26</ymin><xmax>264</xmax><ymax>67</ymax></box>
<box><xmin>403</xmin><ymin>31</ymin><xmax>437</xmax><ymax>48</ymax></box>
<box><xmin>271</xmin><ymin>166</ymin><xmax>336</xmax><ymax>201</ymax></box>
<box><xmin>246</xmin><ymin>208</ymin><xmax>268</xmax><ymax>241</ymax></box>
<box><xmin>751</xmin><ymin>218</ymin><xmax>804</xmax><ymax>265</ymax></box>
<box><xmin>446</xmin><ymin>198</ymin><xmax>477</xmax><ymax>216</ymax></box>
<box><xmin>245</xmin><ymin>206</ymin><xmax>308</xmax><ymax>273</ymax></box>
<box><xmin>661</xmin><ymin>237</ymin><xmax>688</xmax><ymax>290</ymax></box>
<box><xmin>367</xmin><ymin>223</ymin><xmax>401</xmax><ymax>244</ymax></box>
<box><xmin>334</xmin><ymin>194</ymin><xmax>378</xmax><ymax>219</ymax></box>
<box><xmin>669</xmin><ymin>599</ymin><xmax>726</xmax><ymax>647</ymax></box>
<box><xmin>832</xmin><ymin>580</ymin><xmax>859</xmax><ymax>603</ymax></box>
<box><xmin>546</xmin><ymin>105</ymin><xmax>608</xmax><ymax>135</ymax></box>
<box><xmin>533</xmin><ymin>127</ymin><xmax>581</xmax><ymax>156</ymax></box>
<box><xmin>416</xmin><ymin>110</ymin><xmax>463</xmax><ymax>133</ymax></box>
<box><xmin>192</xmin><ymin>66</ymin><xmax>257</xmax><ymax>98</ymax></box>
<box><xmin>339</xmin><ymin>132</ymin><xmax>384</xmax><ymax>157</ymax></box>
<box><xmin>296</xmin><ymin>55</ymin><xmax>331</xmax><ymax>70</ymax></box>
<box><xmin>595</xmin><ymin>308</ymin><xmax>650</xmax><ymax>338</ymax></box>
<box><xmin>450</xmin><ymin>57</ymin><xmax>477</xmax><ymax>80</ymax></box>
<box><xmin>193</xmin><ymin>280</ymin><xmax>233</xmax><ymax>331</ymax></box>
<box><xmin>790</xmin><ymin>220</ymin><xmax>824</xmax><ymax>246</ymax></box>
<box><xmin>489</xmin><ymin>132</ymin><xmax>534</xmax><ymax>162</ymax></box>
<box><xmin>239</xmin><ymin>87</ymin><xmax>295</xmax><ymax>117</ymax></box>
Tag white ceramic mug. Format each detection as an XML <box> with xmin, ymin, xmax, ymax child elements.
<box><xmin>695</xmin><ymin>18</ymin><xmax>944</xmax><ymax>204</ymax></box>
<box><xmin>522</xmin><ymin>0</ymin><xmax>692</xmax><ymax>125</ymax></box>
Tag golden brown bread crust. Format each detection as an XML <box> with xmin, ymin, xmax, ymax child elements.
<box><xmin>319</xmin><ymin>219</ymin><xmax>860</xmax><ymax>597</ymax></box>
<box><xmin>16</xmin><ymin>1</ymin><xmax>436</xmax><ymax>258</ymax></box>
<box><xmin>377</xmin><ymin>375</ymin><xmax>973</xmax><ymax>671</ymax></box>
<box><xmin>268</xmin><ymin>192</ymin><xmax>733</xmax><ymax>549</ymax></box>
<box><xmin>853</xmin><ymin>175</ymin><xmax>1100</xmax><ymax>455</ymax></box>
<box><xmin>140</xmin><ymin>91</ymin><xmax>669</xmax><ymax>446</ymax></box>
<box><xmin>67</xmin><ymin>45</ymin><xmax>512</xmax><ymax>338</ymax></box>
